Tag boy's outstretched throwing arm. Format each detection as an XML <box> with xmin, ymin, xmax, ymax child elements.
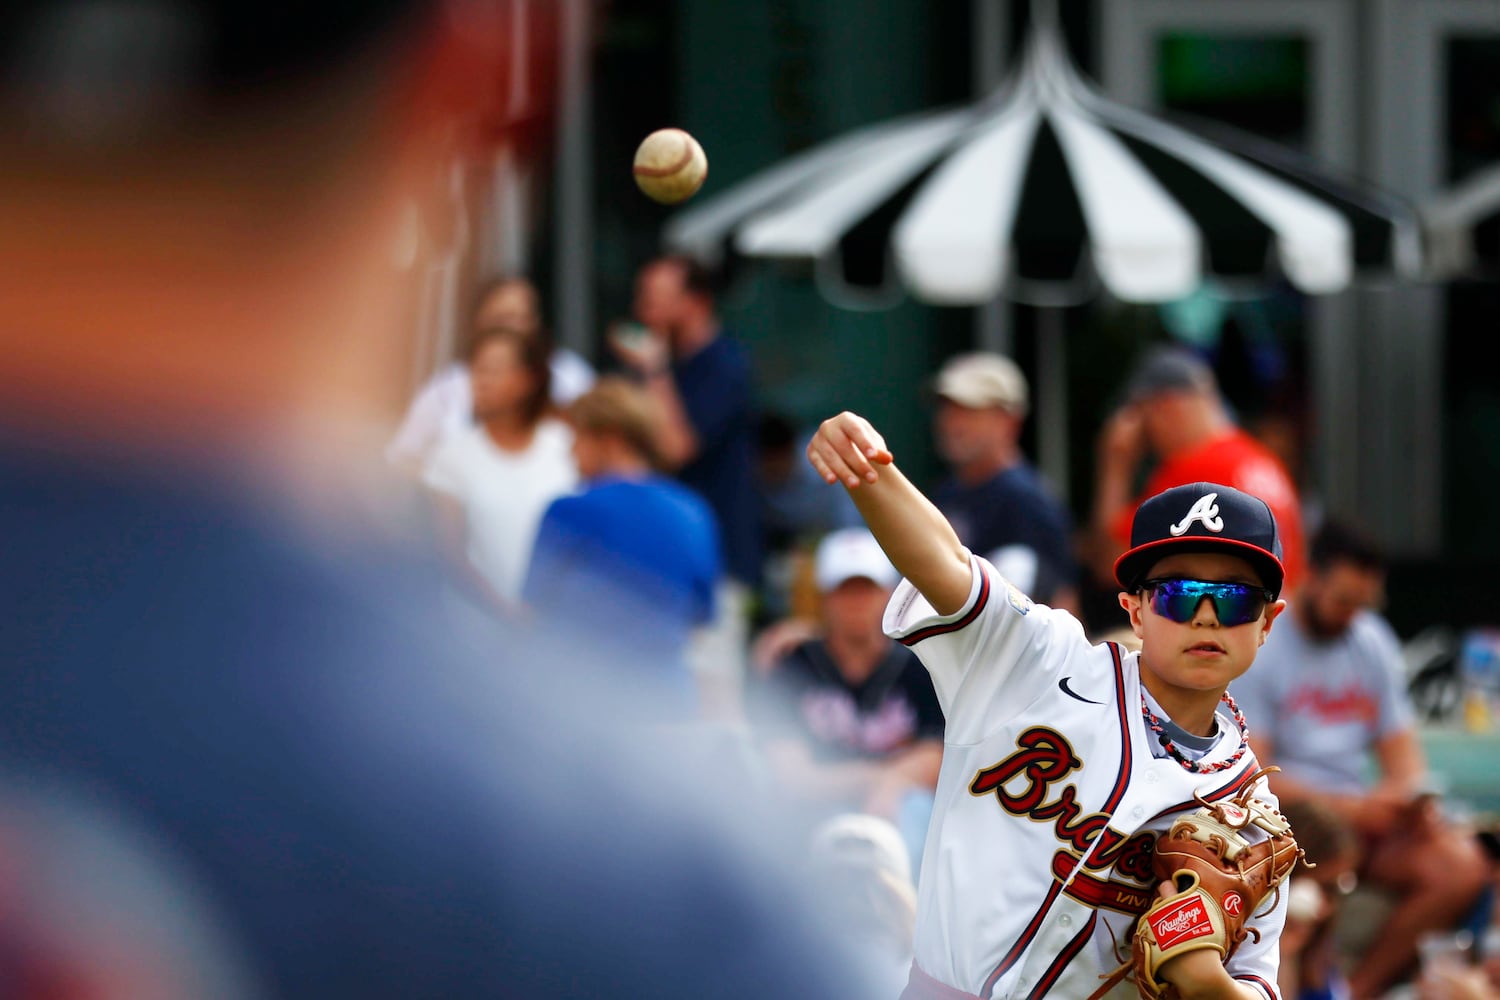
<box><xmin>806</xmin><ymin>411</ymin><xmax>972</xmax><ymax>617</ymax></box>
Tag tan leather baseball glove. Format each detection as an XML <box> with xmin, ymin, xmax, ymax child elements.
<box><xmin>1089</xmin><ymin>767</ymin><xmax>1306</xmax><ymax>1000</ymax></box>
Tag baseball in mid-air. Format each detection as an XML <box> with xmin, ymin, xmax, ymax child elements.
<box><xmin>632</xmin><ymin>128</ymin><xmax>708</xmax><ymax>205</ymax></box>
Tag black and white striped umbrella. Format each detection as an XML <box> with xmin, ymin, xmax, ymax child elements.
<box><xmin>1422</xmin><ymin>163</ymin><xmax>1500</xmax><ymax>280</ymax></box>
<box><xmin>664</xmin><ymin>20</ymin><xmax>1422</xmax><ymax>310</ymax></box>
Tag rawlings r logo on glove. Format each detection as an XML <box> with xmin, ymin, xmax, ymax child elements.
<box><xmin>1089</xmin><ymin>766</ymin><xmax>1306</xmax><ymax>1000</ymax></box>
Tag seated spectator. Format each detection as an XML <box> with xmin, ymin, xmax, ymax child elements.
<box><xmin>386</xmin><ymin>274</ymin><xmax>594</xmax><ymax>473</ymax></box>
<box><xmin>1232</xmin><ymin>519</ymin><xmax>1492</xmax><ymax>1000</ymax></box>
<box><xmin>805</xmin><ymin>812</ymin><xmax>919</xmax><ymax>1000</ymax></box>
<box><xmin>744</xmin><ymin>527</ymin><xmax>943</xmax><ymax>866</ymax></box>
<box><xmin>522</xmin><ymin>377</ymin><xmax>720</xmax><ymax>721</ymax></box>
<box><xmin>1279</xmin><ymin>799</ymin><xmax>1362</xmax><ymax>1000</ymax></box>
<box><xmin>423</xmin><ymin>325</ymin><xmax>578</xmax><ymax>614</ymax></box>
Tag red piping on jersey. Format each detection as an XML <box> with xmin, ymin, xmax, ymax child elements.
<box><xmin>1235</xmin><ymin>973</ymin><xmax>1280</xmax><ymax>1000</ymax></box>
<box><xmin>1101</xmin><ymin>642</ymin><xmax>1133</xmax><ymax>815</ymax></box>
<box><xmin>979</xmin><ymin>643</ymin><xmax>1133</xmax><ymax>999</ymax></box>
<box><xmin>1025</xmin><ymin>911</ymin><xmax>1098</xmax><ymax>998</ymax></box>
<box><xmin>897</xmin><ymin>569</ymin><xmax>991</xmax><ymax>646</ymax></box>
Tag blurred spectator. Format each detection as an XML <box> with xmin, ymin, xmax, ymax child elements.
<box><xmin>1279</xmin><ymin>799</ymin><xmax>1362</xmax><ymax>1000</ymax></box>
<box><xmin>522</xmin><ymin>377</ymin><xmax>720</xmax><ymax>721</ymax></box>
<box><xmin>1232</xmin><ymin>520</ymin><xmax>1492</xmax><ymax>1000</ymax></box>
<box><xmin>423</xmin><ymin>324</ymin><xmax>578</xmax><ymax>614</ymax></box>
<box><xmin>744</xmin><ymin>528</ymin><xmax>943</xmax><ymax>867</ymax></box>
<box><xmin>1086</xmin><ymin>344</ymin><xmax>1308</xmax><ymax>611</ymax></box>
<box><xmin>750</xmin><ymin>351</ymin><xmax>1083</xmax><ymax>713</ymax></box>
<box><xmin>612</xmin><ymin>254</ymin><xmax>764</xmax><ymax>721</ymax></box>
<box><xmin>757</xmin><ymin>410</ymin><xmax>863</xmax><ymax>624</ymax></box>
<box><xmin>0</xmin><ymin>0</ymin><xmax>882</xmax><ymax>996</ymax></box>
<box><xmin>473</xmin><ymin>274</ymin><xmax>598</xmax><ymax>405</ymax></box>
<box><xmin>385</xmin><ymin>274</ymin><xmax>595</xmax><ymax>474</ymax></box>
<box><xmin>805</xmin><ymin>812</ymin><xmax>919</xmax><ymax>1000</ymax></box>
<box><xmin>1418</xmin><ymin>964</ymin><xmax>1500</xmax><ymax>1000</ymax></box>
<box><xmin>928</xmin><ymin>352</ymin><xmax>1081</xmax><ymax>615</ymax></box>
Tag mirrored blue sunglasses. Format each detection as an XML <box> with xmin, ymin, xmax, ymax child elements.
<box><xmin>1138</xmin><ymin>578</ymin><xmax>1272</xmax><ymax>627</ymax></box>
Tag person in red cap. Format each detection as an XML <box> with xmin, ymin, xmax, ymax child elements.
<box><xmin>807</xmin><ymin>406</ymin><xmax>1292</xmax><ymax>1000</ymax></box>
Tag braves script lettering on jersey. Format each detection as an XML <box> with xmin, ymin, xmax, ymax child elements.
<box><xmin>885</xmin><ymin>555</ymin><xmax>1285</xmax><ymax>1000</ymax></box>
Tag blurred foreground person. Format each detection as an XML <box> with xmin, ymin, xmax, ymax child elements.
<box><xmin>0</xmin><ymin>3</ymin><xmax>877</xmax><ymax>998</ymax></box>
<box><xmin>0</xmin><ymin>782</ymin><xmax>262</xmax><ymax>999</ymax></box>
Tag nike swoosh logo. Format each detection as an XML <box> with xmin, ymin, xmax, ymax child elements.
<box><xmin>1058</xmin><ymin>677</ymin><xmax>1104</xmax><ymax>705</ymax></box>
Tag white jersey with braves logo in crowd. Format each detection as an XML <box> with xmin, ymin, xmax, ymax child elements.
<box><xmin>884</xmin><ymin>553</ymin><xmax>1286</xmax><ymax>1000</ymax></box>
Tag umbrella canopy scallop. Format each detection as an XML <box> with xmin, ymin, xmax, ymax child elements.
<box><xmin>1422</xmin><ymin>162</ymin><xmax>1500</xmax><ymax>281</ymax></box>
<box><xmin>665</xmin><ymin>21</ymin><xmax>1422</xmax><ymax>309</ymax></box>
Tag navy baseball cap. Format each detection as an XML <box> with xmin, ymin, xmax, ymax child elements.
<box><xmin>1124</xmin><ymin>346</ymin><xmax>1217</xmax><ymax>403</ymax></box>
<box><xmin>1113</xmin><ymin>483</ymin><xmax>1285</xmax><ymax>598</ymax></box>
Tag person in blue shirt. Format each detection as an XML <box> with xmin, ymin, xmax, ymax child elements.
<box><xmin>524</xmin><ymin>376</ymin><xmax>722</xmax><ymax>719</ymax></box>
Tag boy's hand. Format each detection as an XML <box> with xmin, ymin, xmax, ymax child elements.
<box><xmin>1156</xmin><ymin>945</ymin><xmax>1238</xmax><ymax>1000</ymax></box>
<box><xmin>807</xmin><ymin>412</ymin><xmax>894</xmax><ymax>489</ymax></box>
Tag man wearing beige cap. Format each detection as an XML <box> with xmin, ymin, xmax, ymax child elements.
<box><xmin>928</xmin><ymin>352</ymin><xmax>1081</xmax><ymax>615</ymax></box>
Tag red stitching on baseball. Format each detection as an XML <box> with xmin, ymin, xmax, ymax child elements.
<box><xmin>633</xmin><ymin>131</ymin><xmax>695</xmax><ymax>178</ymax></box>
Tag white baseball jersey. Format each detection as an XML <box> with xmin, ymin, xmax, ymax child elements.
<box><xmin>885</xmin><ymin>554</ymin><xmax>1286</xmax><ymax>1000</ymax></box>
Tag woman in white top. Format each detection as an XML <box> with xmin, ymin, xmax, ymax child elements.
<box><xmin>386</xmin><ymin>276</ymin><xmax>595</xmax><ymax>474</ymax></box>
<box><xmin>424</xmin><ymin>324</ymin><xmax>578</xmax><ymax>614</ymax></box>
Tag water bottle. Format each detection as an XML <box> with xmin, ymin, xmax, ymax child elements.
<box><xmin>1458</xmin><ymin>629</ymin><xmax>1500</xmax><ymax>732</ymax></box>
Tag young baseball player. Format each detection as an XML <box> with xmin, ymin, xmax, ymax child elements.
<box><xmin>807</xmin><ymin>410</ymin><xmax>1295</xmax><ymax>1000</ymax></box>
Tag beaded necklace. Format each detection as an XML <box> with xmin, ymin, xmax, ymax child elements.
<box><xmin>1140</xmin><ymin>690</ymin><xmax>1250</xmax><ymax>774</ymax></box>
